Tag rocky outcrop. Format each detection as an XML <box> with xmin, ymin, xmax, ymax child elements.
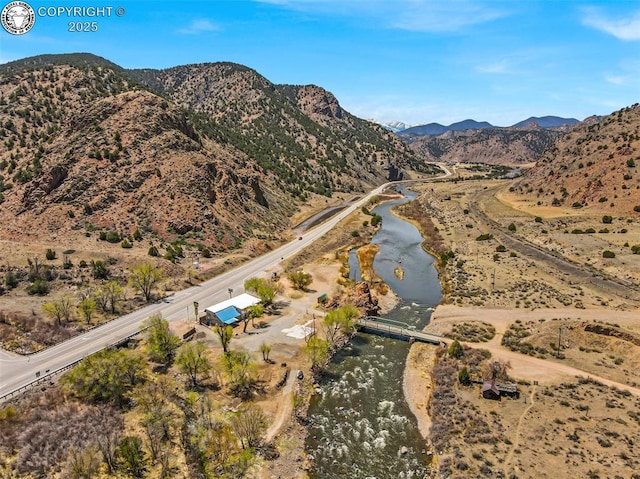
<box><xmin>583</xmin><ymin>322</ymin><xmax>640</xmax><ymax>347</ymax></box>
<box><xmin>327</xmin><ymin>282</ymin><xmax>380</xmax><ymax>317</ymax></box>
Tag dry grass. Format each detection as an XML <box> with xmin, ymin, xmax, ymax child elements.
<box><xmin>446</xmin><ymin>321</ymin><xmax>496</xmax><ymax>343</ymax></box>
<box><xmin>428</xmin><ymin>345</ymin><xmax>640</xmax><ymax>479</ymax></box>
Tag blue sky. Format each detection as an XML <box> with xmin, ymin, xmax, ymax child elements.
<box><xmin>1</xmin><ymin>0</ymin><xmax>639</xmax><ymax>126</ymax></box>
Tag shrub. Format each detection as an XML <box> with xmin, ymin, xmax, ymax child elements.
<box><xmin>602</xmin><ymin>250</ymin><xmax>616</xmax><ymax>258</ymax></box>
<box><xmin>121</xmin><ymin>239</ymin><xmax>132</xmax><ymax>249</ymax></box>
<box><xmin>599</xmin><ymin>228</ymin><xmax>609</xmax><ymax>233</ymax></box>
<box><xmin>448</xmin><ymin>339</ymin><xmax>464</xmax><ymax>358</ymax></box>
<box><xmin>4</xmin><ymin>271</ymin><xmax>19</xmax><ymax>289</ymax></box>
<box><xmin>507</xmin><ymin>223</ymin><xmax>516</xmax><ymax>232</ymax></box>
<box><xmin>133</xmin><ymin>229</ymin><xmax>142</xmax><ymax>241</ymax></box>
<box><xmin>148</xmin><ymin>245</ymin><xmax>159</xmax><ymax>257</ymax></box>
<box><xmin>45</xmin><ymin>248</ymin><xmax>57</xmax><ymax>260</ymax></box>
<box><xmin>27</xmin><ymin>279</ymin><xmax>49</xmax><ymax>295</ymax></box>
<box><xmin>458</xmin><ymin>367</ymin><xmax>471</xmax><ymax>385</ymax></box>
<box><xmin>495</xmin><ymin>245</ymin><xmax>506</xmax><ymax>252</ymax></box>
<box><xmin>634</xmin><ymin>205</ymin><xmax>640</xmax><ymax>213</ymax></box>
<box><xmin>91</xmin><ymin>260</ymin><xmax>109</xmax><ymax>279</ymax></box>
<box><xmin>631</xmin><ymin>245</ymin><xmax>640</xmax><ymax>254</ymax></box>
<box><xmin>598</xmin><ymin>197</ymin><xmax>608</xmax><ymax>203</ymax></box>
<box><xmin>602</xmin><ymin>215</ymin><xmax>613</xmax><ymax>224</ymax></box>
<box><xmin>350</xmin><ymin>230</ymin><xmax>360</xmax><ymax>237</ymax></box>
<box><xmin>476</xmin><ymin>233</ymin><xmax>493</xmax><ymax>241</ymax></box>
<box><xmin>105</xmin><ymin>231</ymin><xmax>120</xmax><ymax>243</ymax></box>
<box><xmin>627</xmin><ymin>158</ymin><xmax>636</xmax><ymax>167</ymax></box>
<box><xmin>572</xmin><ymin>202</ymin><xmax>583</xmax><ymax>208</ymax></box>
<box><xmin>535</xmin><ymin>216</ymin><xmax>543</xmax><ymax>223</ymax></box>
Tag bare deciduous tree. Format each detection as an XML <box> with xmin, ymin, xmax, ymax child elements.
<box><xmin>229</xmin><ymin>403</ymin><xmax>267</xmax><ymax>449</ymax></box>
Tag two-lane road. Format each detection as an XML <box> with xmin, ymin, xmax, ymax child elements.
<box><xmin>0</xmin><ymin>166</ymin><xmax>451</xmax><ymax>400</ymax></box>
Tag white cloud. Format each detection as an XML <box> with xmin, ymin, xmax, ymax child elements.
<box><xmin>582</xmin><ymin>8</ymin><xmax>640</xmax><ymax>41</ymax></box>
<box><xmin>605</xmin><ymin>74</ymin><xmax>626</xmax><ymax>85</ymax></box>
<box><xmin>255</xmin><ymin>0</ymin><xmax>510</xmax><ymax>33</ymax></box>
<box><xmin>177</xmin><ymin>19</ymin><xmax>220</xmax><ymax>35</ymax></box>
<box><xmin>476</xmin><ymin>60</ymin><xmax>511</xmax><ymax>74</ymax></box>
<box><xmin>392</xmin><ymin>0</ymin><xmax>509</xmax><ymax>33</ymax></box>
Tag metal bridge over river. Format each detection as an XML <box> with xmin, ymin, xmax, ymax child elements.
<box><xmin>356</xmin><ymin>316</ymin><xmax>443</xmax><ymax>345</ymax></box>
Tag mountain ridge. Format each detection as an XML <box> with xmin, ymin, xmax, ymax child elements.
<box><xmin>400</xmin><ymin>116</ymin><xmax>579</xmax><ymax>137</ymax></box>
<box><xmin>0</xmin><ymin>53</ymin><xmax>436</xmax><ymax>250</ymax></box>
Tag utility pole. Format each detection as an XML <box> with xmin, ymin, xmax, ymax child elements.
<box><xmin>557</xmin><ymin>326</ymin><xmax>562</xmax><ymax>358</ymax></box>
<box><xmin>492</xmin><ymin>268</ymin><xmax>496</xmax><ymax>290</ymax></box>
<box><xmin>228</xmin><ymin>288</ymin><xmax>233</xmax><ymax>299</ymax></box>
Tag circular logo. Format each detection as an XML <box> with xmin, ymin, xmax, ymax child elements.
<box><xmin>1</xmin><ymin>1</ymin><xmax>35</xmax><ymax>35</ymax></box>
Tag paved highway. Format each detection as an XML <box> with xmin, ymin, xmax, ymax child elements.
<box><xmin>0</xmin><ymin>165</ymin><xmax>451</xmax><ymax>401</ymax></box>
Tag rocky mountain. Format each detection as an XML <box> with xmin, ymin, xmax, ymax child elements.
<box><xmin>511</xmin><ymin>116</ymin><xmax>579</xmax><ymax>129</ymax></box>
<box><xmin>511</xmin><ymin>104</ymin><xmax>640</xmax><ymax>213</ymax></box>
<box><xmin>0</xmin><ymin>54</ymin><xmax>432</xmax><ymax>250</ymax></box>
<box><xmin>404</xmin><ymin>128</ymin><xmax>565</xmax><ymax>165</ymax></box>
<box><xmin>401</xmin><ymin>116</ymin><xmax>578</xmax><ymax>138</ymax></box>
<box><xmin>374</xmin><ymin>120</ymin><xmax>413</xmax><ymax>133</ymax></box>
<box><xmin>128</xmin><ymin>63</ymin><xmax>430</xmax><ymax>196</ymax></box>
<box><xmin>402</xmin><ymin>119</ymin><xmax>496</xmax><ymax>137</ymax></box>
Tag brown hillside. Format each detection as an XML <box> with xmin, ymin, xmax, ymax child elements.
<box><xmin>0</xmin><ymin>64</ymin><xmax>289</xmax><ymax>249</ymax></box>
<box><xmin>0</xmin><ymin>55</ymin><xmax>436</xmax><ymax>251</ymax></box>
<box><xmin>405</xmin><ymin>127</ymin><xmax>565</xmax><ymax>166</ymax></box>
<box><xmin>131</xmin><ymin>63</ymin><xmax>431</xmax><ymax>193</ymax></box>
<box><xmin>511</xmin><ymin>104</ymin><xmax>640</xmax><ymax>213</ymax></box>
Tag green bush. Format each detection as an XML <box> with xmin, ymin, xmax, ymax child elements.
<box><xmin>496</xmin><ymin>245</ymin><xmax>507</xmax><ymax>252</ymax></box>
<box><xmin>4</xmin><ymin>271</ymin><xmax>18</xmax><ymax>289</ymax></box>
<box><xmin>507</xmin><ymin>223</ymin><xmax>516</xmax><ymax>232</ymax></box>
<box><xmin>458</xmin><ymin>367</ymin><xmax>471</xmax><ymax>386</ymax></box>
<box><xmin>148</xmin><ymin>245</ymin><xmax>159</xmax><ymax>257</ymax></box>
<box><xmin>535</xmin><ymin>216</ymin><xmax>543</xmax><ymax>223</ymax></box>
<box><xmin>45</xmin><ymin>248</ymin><xmax>56</xmax><ymax>260</ymax></box>
<box><xmin>602</xmin><ymin>215</ymin><xmax>613</xmax><ymax>224</ymax></box>
<box><xmin>602</xmin><ymin>250</ymin><xmax>616</xmax><ymax>258</ymax></box>
<box><xmin>27</xmin><ymin>279</ymin><xmax>49</xmax><ymax>295</ymax></box>
<box><xmin>105</xmin><ymin>231</ymin><xmax>120</xmax><ymax>243</ymax></box>
<box><xmin>448</xmin><ymin>339</ymin><xmax>464</xmax><ymax>358</ymax></box>
<box><xmin>476</xmin><ymin>233</ymin><xmax>493</xmax><ymax>241</ymax></box>
<box><xmin>631</xmin><ymin>245</ymin><xmax>640</xmax><ymax>255</ymax></box>
<box><xmin>121</xmin><ymin>239</ymin><xmax>132</xmax><ymax>249</ymax></box>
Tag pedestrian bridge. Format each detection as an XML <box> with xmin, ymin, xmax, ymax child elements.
<box><xmin>356</xmin><ymin>316</ymin><xmax>443</xmax><ymax>345</ymax></box>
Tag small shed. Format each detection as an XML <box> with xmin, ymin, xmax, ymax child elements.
<box><xmin>203</xmin><ymin>293</ymin><xmax>261</xmax><ymax>326</ymax></box>
<box><xmin>497</xmin><ymin>383</ymin><xmax>520</xmax><ymax>399</ymax></box>
<box><xmin>482</xmin><ymin>381</ymin><xmax>501</xmax><ymax>400</ymax></box>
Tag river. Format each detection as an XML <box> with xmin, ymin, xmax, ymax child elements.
<box><xmin>306</xmin><ymin>186</ymin><xmax>443</xmax><ymax>478</ymax></box>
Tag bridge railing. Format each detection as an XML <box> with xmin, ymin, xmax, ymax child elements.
<box><xmin>356</xmin><ymin>317</ymin><xmax>443</xmax><ymax>344</ymax></box>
